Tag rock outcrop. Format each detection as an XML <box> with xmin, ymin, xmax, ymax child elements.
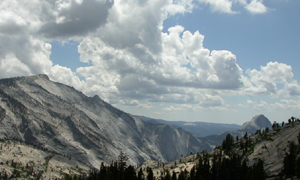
<box><xmin>246</xmin><ymin>120</ymin><xmax>300</xmax><ymax>177</ymax></box>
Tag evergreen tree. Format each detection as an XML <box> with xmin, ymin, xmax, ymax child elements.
<box><xmin>265</xmin><ymin>127</ymin><xmax>269</xmax><ymax>133</ymax></box>
<box><xmin>99</xmin><ymin>162</ymin><xmax>107</xmax><ymax>180</ymax></box>
<box><xmin>190</xmin><ymin>166</ymin><xmax>195</xmax><ymax>180</ymax></box>
<box><xmin>298</xmin><ymin>132</ymin><xmax>300</xmax><ymax>145</ymax></box>
<box><xmin>171</xmin><ymin>171</ymin><xmax>177</xmax><ymax>180</ymax></box>
<box><xmin>244</xmin><ymin>132</ymin><xmax>248</xmax><ymax>139</ymax></box>
<box><xmin>124</xmin><ymin>165</ymin><xmax>137</xmax><ymax>180</ymax></box>
<box><xmin>178</xmin><ymin>171</ymin><xmax>185</xmax><ymax>180</ymax></box>
<box><xmin>252</xmin><ymin>159</ymin><xmax>265</xmax><ymax>180</ymax></box>
<box><xmin>296</xmin><ymin>156</ymin><xmax>300</xmax><ymax>177</ymax></box>
<box><xmin>163</xmin><ymin>169</ymin><xmax>171</xmax><ymax>180</ymax></box>
<box><xmin>146</xmin><ymin>167</ymin><xmax>154</xmax><ymax>180</ymax></box>
<box><xmin>283</xmin><ymin>141</ymin><xmax>297</xmax><ymax>178</ymax></box>
<box><xmin>222</xmin><ymin>134</ymin><xmax>234</xmax><ymax>154</ymax></box>
<box><xmin>118</xmin><ymin>151</ymin><xmax>128</xmax><ymax>171</ymax></box>
<box><xmin>241</xmin><ymin>160</ymin><xmax>248</xmax><ymax>180</ymax></box>
<box><xmin>137</xmin><ymin>168</ymin><xmax>144</xmax><ymax>180</ymax></box>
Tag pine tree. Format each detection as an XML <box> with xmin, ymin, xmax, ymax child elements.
<box><xmin>178</xmin><ymin>171</ymin><xmax>185</xmax><ymax>180</ymax></box>
<box><xmin>164</xmin><ymin>169</ymin><xmax>171</xmax><ymax>180</ymax></box>
<box><xmin>265</xmin><ymin>127</ymin><xmax>269</xmax><ymax>133</ymax></box>
<box><xmin>190</xmin><ymin>166</ymin><xmax>195</xmax><ymax>180</ymax></box>
<box><xmin>99</xmin><ymin>162</ymin><xmax>107</xmax><ymax>180</ymax></box>
<box><xmin>222</xmin><ymin>134</ymin><xmax>234</xmax><ymax>154</ymax></box>
<box><xmin>124</xmin><ymin>165</ymin><xmax>137</xmax><ymax>180</ymax></box>
<box><xmin>283</xmin><ymin>141</ymin><xmax>297</xmax><ymax>178</ymax></box>
<box><xmin>146</xmin><ymin>167</ymin><xmax>153</xmax><ymax>180</ymax></box>
<box><xmin>171</xmin><ymin>171</ymin><xmax>177</xmax><ymax>180</ymax></box>
<box><xmin>118</xmin><ymin>151</ymin><xmax>128</xmax><ymax>171</ymax></box>
<box><xmin>244</xmin><ymin>132</ymin><xmax>248</xmax><ymax>139</ymax></box>
<box><xmin>252</xmin><ymin>159</ymin><xmax>265</xmax><ymax>180</ymax></box>
<box><xmin>137</xmin><ymin>168</ymin><xmax>144</xmax><ymax>180</ymax></box>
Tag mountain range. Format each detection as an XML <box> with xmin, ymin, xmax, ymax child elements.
<box><xmin>0</xmin><ymin>74</ymin><xmax>209</xmax><ymax>168</ymax></box>
<box><xmin>0</xmin><ymin>74</ymin><xmax>276</xmax><ymax>179</ymax></box>
<box><xmin>137</xmin><ymin>114</ymin><xmax>272</xmax><ymax>151</ymax></box>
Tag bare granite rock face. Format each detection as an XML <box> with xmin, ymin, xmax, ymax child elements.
<box><xmin>246</xmin><ymin>121</ymin><xmax>300</xmax><ymax>177</ymax></box>
<box><xmin>241</xmin><ymin>114</ymin><xmax>272</xmax><ymax>133</ymax></box>
<box><xmin>0</xmin><ymin>140</ymin><xmax>89</xmax><ymax>179</ymax></box>
<box><xmin>0</xmin><ymin>74</ymin><xmax>205</xmax><ymax>167</ymax></box>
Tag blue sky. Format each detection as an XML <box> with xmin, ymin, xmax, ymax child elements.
<box><xmin>163</xmin><ymin>1</ymin><xmax>300</xmax><ymax>72</ymax></box>
<box><xmin>1</xmin><ymin>0</ymin><xmax>300</xmax><ymax>124</ymax></box>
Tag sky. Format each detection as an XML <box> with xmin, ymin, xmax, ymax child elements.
<box><xmin>0</xmin><ymin>0</ymin><xmax>300</xmax><ymax>125</ymax></box>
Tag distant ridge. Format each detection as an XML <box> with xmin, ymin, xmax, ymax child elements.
<box><xmin>136</xmin><ymin>115</ymin><xmax>241</xmax><ymax>137</ymax></box>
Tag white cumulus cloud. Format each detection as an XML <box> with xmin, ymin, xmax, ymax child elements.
<box><xmin>245</xmin><ymin>0</ymin><xmax>268</xmax><ymax>14</ymax></box>
<box><xmin>198</xmin><ymin>0</ymin><xmax>236</xmax><ymax>14</ymax></box>
<box><xmin>197</xmin><ymin>0</ymin><xmax>269</xmax><ymax>14</ymax></box>
<box><xmin>0</xmin><ymin>0</ymin><xmax>297</xmax><ymax>114</ymax></box>
<box><xmin>245</xmin><ymin>62</ymin><xmax>299</xmax><ymax>96</ymax></box>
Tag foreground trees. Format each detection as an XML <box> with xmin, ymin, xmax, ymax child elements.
<box><xmin>281</xmin><ymin>132</ymin><xmax>300</xmax><ymax>179</ymax></box>
<box><xmin>184</xmin><ymin>152</ymin><xmax>265</xmax><ymax>180</ymax></box>
<box><xmin>87</xmin><ymin>151</ymin><xmax>137</xmax><ymax>180</ymax></box>
<box><xmin>64</xmin><ymin>148</ymin><xmax>265</xmax><ymax>180</ymax></box>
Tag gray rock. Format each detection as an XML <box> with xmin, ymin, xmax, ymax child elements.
<box><xmin>0</xmin><ymin>74</ymin><xmax>205</xmax><ymax>167</ymax></box>
<box><xmin>241</xmin><ymin>114</ymin><xmax>272</xmax><ymax>133</ymax></box>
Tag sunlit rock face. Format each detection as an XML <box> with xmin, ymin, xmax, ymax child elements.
<box><xmin>0</xmin><ymin>74</ymin><xmax>204</xmax><ymax>167</ymax></box>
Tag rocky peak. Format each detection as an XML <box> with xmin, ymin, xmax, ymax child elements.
<box><xmin>241</xmin><ymin>114</ymin><xmax>272</xmax><ymax>133</ymax></box>
<box><xmin>35</xmin><ymin>74</ymin><xmax>50</xmax><ymax>80</ymax></box>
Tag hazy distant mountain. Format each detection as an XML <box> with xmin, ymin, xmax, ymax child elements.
<box><xmin>136</xmin><ymin>115</ymin><xmax>241</xmax><ymax>137</ymax></box>
<box><xmin>241</xmin><ymin>114</ymin><xmax>272</xmax><ymax>133</ymax></box>
<box><xmin>0</xmin><ymin>74</ymin><xmax>206</xmax><ymax>167</ymax></box>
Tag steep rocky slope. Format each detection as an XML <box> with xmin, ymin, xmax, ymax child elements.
<box><xmin>0</xmin><ymin>74</ymin><xmax>205</xmax><ymax>168</ymax></box>
<box><xmin>246</xmin><ymin>120</ymin><xmax>300</xmax><ymax>177</ymax></box>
